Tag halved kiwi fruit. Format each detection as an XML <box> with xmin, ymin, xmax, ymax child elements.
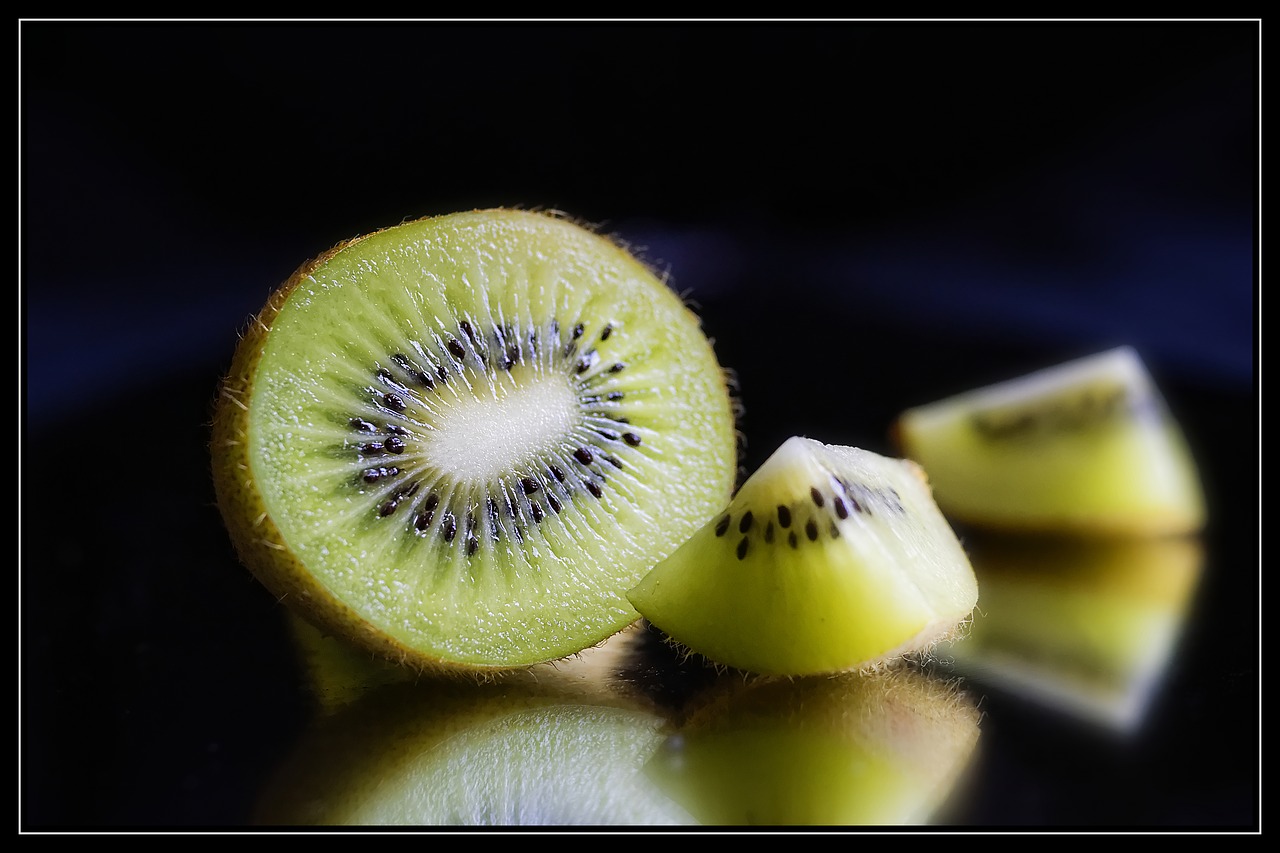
<box><xmin>211</xmin><ymin>208</ymin><xmax>739</xmax><ymax>676</ymax></box>
<box><xmin>627</xmin><ymin>436</ymin><xmax>980</xmax><ymax>677</ymax></box>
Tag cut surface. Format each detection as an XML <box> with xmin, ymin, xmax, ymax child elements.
<box><xmin>892</xmin><ymin>347</ymin><xmax>1206</xmax><ymax>536</ymax></box>
<box><xmin>211</xmin><ymin>209</ymin><xmax>738</xmax><ymax>674</ymax></box>
<box><xmin>627</xmin><ymin>437</ymin><xmax>979</xmax><ymax>677</ymax></box>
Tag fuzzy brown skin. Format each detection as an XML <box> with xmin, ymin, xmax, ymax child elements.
<box><xmin>209</xmin><ymin>219</ymin><xmax>531</xmax><ymax>681</ymax></box>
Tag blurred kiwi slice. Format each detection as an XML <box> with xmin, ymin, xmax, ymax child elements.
<box><xmin>211</xmin><ymin>208</ymin><xmax>739</xmax><ymax>677</ymax></box>
<box><xmin>892</xmin><ymin>346</ymin><xmax>1206</xmax><ymax>536</ymax></box>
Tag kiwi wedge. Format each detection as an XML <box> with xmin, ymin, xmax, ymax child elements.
<box><xmin>211</xmin><ymin>208</ymin><xmax>739</xmax><ymax>676</ymax></box>
<box><xmin>627</xmin><ymin>436</ymin><xmax>980</xmax><ymax>677</ymax></box>
<box><xmin>891</xmin><ymin>346</ymin><xmax>1206</xmax><ymax>536</ymax></box>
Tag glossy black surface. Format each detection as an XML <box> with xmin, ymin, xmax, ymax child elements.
<box><xmin>20</xmin><ymin>20</ymin><xmax>1258</xmax><ymax>832</ymax></box>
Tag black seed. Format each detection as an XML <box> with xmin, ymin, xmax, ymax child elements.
<box><xmin>375</xmin><ymin>367</ymin><xmax>394</xmax><ymax>382</ymax></box>
<box><xmin>777</xmin><ymin>505</ymin><xmax>792</xmax><ymax>528</ymax></box>
<box><xmin>486</xmin><ymin>497</ymin><xmax>499</xmax><ymax>517</ymax></box>
<box><xmin>548</xmin><ymin>494</ymin><xmax>563</xmax><ymax>513</ymax></box>
<box><xmin>850</xmin><ymin>496</ymin><xmax>865</xmax><ymax>514</ymax></box>
<box><xmin>530</xmin><ymin>502</ymin><xmax>545</xmax><ymax>522</ymax></box>
<box><xmin>598</xmin><ymin>429</ymin><xmax>619</xmax><ymax>441</ymax></box>
<box><xmin>623</xmin><ymin>432</ymin><xmax>641</xmax><ymax>446</ymax></box>
<box><xmin>383</xmin><ymin>392</ymin><xmax>406</xmax><ymax>412</ymax></box>
<box><xmin>609</xmin><ymin>362</ymin><xmax>627</xmax><ymax>373</ymax></box>
<box><xmin>437</xmin><ymin>365</ymin><xmax>450</xmax><ymax>382</ymax></box>
<box><xmin>461</xmin><ymin>321</ymin><xmax>478</xmax><ymax>346</ymax></box>
<box><xmin>574</xmin><ymin>447</ymin><xmax>593</xmax><ymax>465</ymax></box>
<box><xmin>362</xmin><ymin>466</ymin><xmax>398</xmax><ymax>483</ymax></box>
<box><xmin>576</xmin><ymin>352</ymin><xmax>597</xmax><ymax>373</ymax></box>
<box><xmin>607</xmin><ymin>391</ymin><xmax>626</xmax><ymax>401</ymax></box>
<box><xmin>830</xmin><ymin>521</ymin><xmax>840</xmax><ymax>539</ymax></box>
<box><xmin>378</xmin><ymin>498</ymin><xmax>398</xmax><ymax>517</ymax></box>
<box><xmin>424</xmin><ymin>493</ymin><xmax>440</xmax><ymax>513</ymax></box>
<box><xmin>714</xmin><ymin>515</ymin><xmax>731</xmax><ymax>536</ymax></box>
<box><xmin>550</xmin><ymin>465</ymin><xmax>566</xmax><ymax>483</ymax></box>
<box><xmin>788</xmin><ymin>531</ymin><xmax>799</xmax><ymax>549</ymax></box>
<box><xmin>385</xmin><ymin>424</ymin><xmax>408</xmax><ymax>436</ymax></box>
<box><xmin>562</xmin><ymin>341</ymin><xmax>578</xmax><ymax>359</ymax></box>
<box><xmin>384</xmin><ymin>436</ymin><xmax>406</xmax><ymax>454</ymax></box>
<box><xmin>417</xmin><ymin>371</ymin><xmax>435</xmax><ymax>389</ymax></box>
<box><xmin>520</xmin><ymin>477</ymin><xmax>539</xmax><ymax>494</ymax></box>
<box><xmin>414</xmin><ymin>508</ymin><xmax>433</xmax><ymax>531</ymax></box>
<box><xmin>350</xmin><ymin>418</ymin><xmax>377</xmax><ymax>432</ymax></box>
<box><xmin>806</xmin><ymin>520</ymin><xmax>819</xmax><ymax>541</ymax></box>
<box><xmin>448</xmin><ymin>339</ymin><xmax>465</xmax><ymax>359</ymax></box>
<box><xmin>614</xmin><ymin>416</ymin><xmax>630</xmax><ymax>424</ymax></box>
<box><xmin>586</xmin><ymin>480</ymin><xmax>603</xmax><ymax>499</ymax></box>
<box><xmin>605</xmin><ymin>455</ymin><xmax>623</xmax><ymax>469</ymax></box>
<box><xmin>466</xmin><ymin>537</ymin><xmax>479</xmax><ymax>556</ymax></box>
<box><xmin>765</xmin><ymin>521</ymin><xmax>775</xmax><ymax>543</ymax></box>
<box><xmin>833</xmin><ymin>497</ymin><xmax>849</xmax><ymax>519</ymax></box>
<box><xmin>396</xmin><ymin>481</ymin><xmax>421</xmax><ymax>500</ymax></box>
<box><xmin>358</xmin><ymin>442</ymin><xmax>384</xmax><ymax>454</ymax></box>
<box><xmin>739</xmin><ymin>511</ymin><xmax>754</xmax><ymax>533</ymax></box>
<box><xmin>441</xmin><ymin>514</ymin><xmax>456</xmax><ymax>542</ymax></box>
<box><xmin>810</xmin><ymin>487</ymin><xmax>824</xmax><ymax>507</ymax></box>
<box><xmin>572</xmin><ymin>322</ymin><xmax>584</xmax><ymax>339</ymax></box>
<box><xmin>737</xmin><ymin>538</ymin><xmax>749</xmax><ymax>560</ymax></box>
<box><xmin>600</xmin><ymin>323</ymin><xmax>613</xmax><ymax>340</ymax></box>
<box><xmin>512</xmin><ymin>526</ymin><xmax>524</xmax><ymax>543</ymax></box>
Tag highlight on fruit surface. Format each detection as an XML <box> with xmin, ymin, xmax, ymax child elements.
<box><xmin>939</xmin><ymin>532</ymin><xmax>1205</xmax><ymax>734</ymax></box>
<box><xmin>891</xmin><ymin>346</ymin><xmax>1206</xmax><ymax>536</ymax></box>
<box><xmin>210</xmin><ymin>208</ymin><xmax>740</xmax><ymax>677</ymax></box>
<box><xmin>627</xmin><ymin>436</ymin><xmax>980</xmax><ymax>677</ymax></box>
<box><xmin>644</xmin><ymin>667</ymin><xmax>981</xmax><ymax>826</ymax></box>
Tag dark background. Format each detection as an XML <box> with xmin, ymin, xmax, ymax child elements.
<box><xmin>20</xmin><ymin>20</ymin><xmax>1259</xmax><ymax>831</ymax></box>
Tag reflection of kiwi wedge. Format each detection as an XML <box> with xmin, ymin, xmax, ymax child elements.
<box><xmin>892</xmin><ymin>346</ymin><xmax>1206</xmax><ymax>536</ymax></box>
<box><xmin>627</xmin><ymin>436</ymin><xmax>979</xmax><ymax>677</ymax></box>
<box><xmin>211</xmin><ymin>209</ymin><xmax>739</xmax><ymax>676</ymax></box>
<box><xmin>941</xmin><ymin>533</ymin><xmax>1205</xmax><ymax>732</ymax></box>
<box><xmin>645</xmin><ymin>667</ymin><xmax>981</xmax><ymax>826</ymax></box>
<box><xmin>255</xmin><ymin>631</ymin><xmax>696</xmax><ymax>826</ymax></box>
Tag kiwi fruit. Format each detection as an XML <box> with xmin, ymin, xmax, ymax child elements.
<box><xmin>940</xmin><ymin>532</ymin><xmax>1205</xmax><ymax>732</ymax></box>
<box><xmin>643</xmin><ymin>666</ymin><xmax>981</xmax><ymax>826</ymax></box>
<box><xmin>891</xmin><ymin>346</ymin><xmax>1206</xmax><ymax>536</ymax></box>
<box><xmin>626</xmin><ymin>436</ymin><xmax>980</xmax><ymax>677</ymax></box>
<box><xmin>211</xmin><ymin>208</ymin><xmax>739</xmax><ymax>677</ymax></box>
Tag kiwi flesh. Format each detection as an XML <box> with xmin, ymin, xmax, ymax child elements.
<box><xmin>891</xmin><ymin>346</ymin><xmax>1206</xmax><ymax>536</ymax></box>
<box><xmin>210</xmin><ymin>208</ymin><xmax>739</xmax><ymax>676</ymax></box>
<box><xmin>626</xmin><ymin>436</ymin><xmax>980</xmax><ymax>677</ymax></box>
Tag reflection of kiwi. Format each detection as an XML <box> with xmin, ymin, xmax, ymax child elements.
<box><xmin>255</xmin><ymin>633</ymin><xmax>696</xmax><ymax>826</ymax></box>
<box><xmin>211</xmin><ymin>209</ymin><xmax>739</xmax><ymax>676</ymax></box>
<box><xmin>628</xmin><ymin>436</ymin><xmax>979</xmax><ymax>676</ymax></box>
<box><xmin>645</xmin><ymin>667</ymin><xmax>981</xmax><ymax>826</ymax></box>
<box><xmin>941</xmin><ymin>532</ymin><xmax>1205</xmax><ymax>732</ymax></box>
<box><xmin>892</xmin><ymin>347</ymin><xmax>1205</xmax><ymax>536</ymax></box>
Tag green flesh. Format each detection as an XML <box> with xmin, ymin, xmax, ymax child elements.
<box><xmin>895</xmin><ymin>347</ymin><xmax>1205</xmax><ymax>534</ymax></box>
<box><xmin>627</xmin><ymin>437</ymin><xmax>979</xmax><ymax>676</ymax></box>
<box><xmin>247</xmin><ymin>210</ymin><xmax>737</xmax><ymax>668</ymax></box>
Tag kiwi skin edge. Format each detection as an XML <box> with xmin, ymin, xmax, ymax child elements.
<box><xmin>209</xmin><ymin>209</ymin><xmax>743</xmax><ymax>682</ymax></box>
